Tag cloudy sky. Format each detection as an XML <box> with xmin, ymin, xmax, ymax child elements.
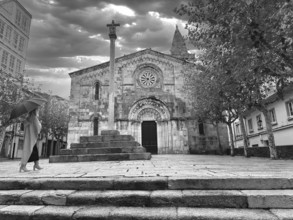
<box><xmin>20</xmin><ymin>0</ymin><xmax>189</xmax><ymax>99</ymax></box>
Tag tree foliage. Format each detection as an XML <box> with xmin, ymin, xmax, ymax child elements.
<box><xmin>0</xmin><ymin>69</ymin><xmax>69</xmax><ymax>156</ymax></box>
<box><xmin>0</xmin><ymin>70</ymin><xmax>31</xmax><ymax>152</ymax></box>
<box><xmin>176</xmin><ymin>0</ymin><xmax>293</xmax><ymax>159</ymax></box>
<box><xmin>0</xmin><ymin>70</ymin><xmax>28</xmax><ymax>126</ymax></box>
<box><xmin>39</xmin><ymin>95</ymin><xmax>69</xmax><ymax>154</ymax></box>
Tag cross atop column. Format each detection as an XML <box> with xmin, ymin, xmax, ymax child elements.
<box><xmin>106</xmin><ymin>20</ymin><xmax>120</xmax><ymax>130</ymax></box>
<box><xmin>107</xmin><ymin>20</ymin><xmax>120</xmax><ymax>39</ymax></box>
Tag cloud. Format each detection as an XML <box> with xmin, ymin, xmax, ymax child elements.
<box><xmin>26</xmin><ymin>67</ymin><xmax>72</xmax><ymax>99</ymax></box>
<box><xmin>20</xmin><ymin>0</ymin><xmax>190</xmax><ymax>98</ymax></box>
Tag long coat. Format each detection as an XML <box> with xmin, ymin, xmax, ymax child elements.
<box><xmin>20</xmin><ymin>114</ymin><xmax>41</xmax><ymax>165</ymax></box>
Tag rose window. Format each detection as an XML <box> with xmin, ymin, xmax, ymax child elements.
<box><xmin>139</xmin><ymin>71</ymin><xmax>157</xmax><ymax>88</ymax></box>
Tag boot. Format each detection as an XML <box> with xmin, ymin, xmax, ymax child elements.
<box><xmin>19</xmin><ymin>164</ymin><xmax>29</xmax><ymax>172</ymax></box>
<box><xmin>33</xmin><ymin>161</ymin><xmax>43</xmax><ymax>171</ymax></box>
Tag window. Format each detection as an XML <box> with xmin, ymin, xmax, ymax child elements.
<box><xmin>0</xmin><ymin>19</ymin><xmax>5</xmax><ymax>39</ymax></box>
<box><xmin>18</xmin><ymin>36</ymin><xmax>25</xmax><ymax>52</ymax></box>
<box><xmin>15</xmin><ymin>9</ymin><xmax>21</xmax><ymax>26</ymax></box>
<box><xmin>94</xmin><ymin>81</ymin><xmax>100</xmax><ymax>100</ymax></box>
<box><xmin>256</xmin><ymin>115</ymin><xmax>263</xmax><ymax>130</ymax></box>
<box><xmin>93</xmin><ymin>117</ymin><xmax>99</xmax><ymax>135</ymax></box>
<box><xmin>1</xmin><ymin>50</ymin><xmax>9</xmax><ymax>69</ymax></box>
<box><xmin>235</xmin><ymin>123</ymin><xmax>241</xmax><ymax>135</ymax></box>
<box><xmin>16</xmin><ymin>59</ymin><xmax>21</xmax><ymax>73</ymax></box>
<box><xmin>269</xmin><ymin>108</ymin><xmax>277</xmax><ymax>124</ymax></box>
<box><xmin>198</xmin><ymin>121</ymin><xmax>205</xmax><ymax>135</ymax></box>
<box><xmin>4</xmin><ymin>25</ymin><xmax>12</xmax><ymax>43</ymax></box>
<box><xmin>286</xmin><ymin>100</ymin><xmax>293</xmax><ymax>118</ymax></box>
<box><xmin>9</xmin><ymin>55</ymin><xmax>15</xmax><ymax>72</ymax></box>
<box><xmin>21</xmin><ymin>15</ymin><xmax>28</xmax><ymax>32</ymax></box>
<box><xmin>13</xmin><ymin>31</ymin><xmax>19</xmax><ymax>49</ymax></box>
<box><xmin>20</xmin><ymin>123</ymin><xmax>24</xmax><ymax>131</ymax></box>
<box><xmin>247</xmin><ymin>119</ymin><xmax>253</xmax><ymax>132</ymax></box>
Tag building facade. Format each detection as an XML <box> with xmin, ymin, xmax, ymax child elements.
<box><xmin>67</xmin><ymin>27</ymin><xmax>229</xmax><ymax>154</ymax></box>
<box><xmin>0</xmin><ymin>0</ymin><xmax>31</xmax><ymax>77</ymax></box>
<box><xmin>233</xmin><ymin>87</ymin><xmax>293</xmax><ymax>148</ymax></box>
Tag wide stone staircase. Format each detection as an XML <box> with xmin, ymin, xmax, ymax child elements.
<box><xmin>0</xmin><ymin>177</ymin><xmax>293</xmax><ymax>219</ymax></box>
<box><xmin>49</xmin><ymin>130</ymin><xmax>151</xmax><ymax>163</ymax></box>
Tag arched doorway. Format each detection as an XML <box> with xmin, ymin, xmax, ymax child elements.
<box><xmin>128</xmin><ymin>97</ymin><xmax>170</xmax><ymax>154</ymax></box>
<box><xmin>141</xmin><ymin>121</ymin><xmax>157</xmax><ymax>154</ymax></box>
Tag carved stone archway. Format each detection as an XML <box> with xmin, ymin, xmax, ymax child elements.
<box><xmin>128</xmin><ymin>98</ymin><xmax>170</xmax><ymax>122</ymax></box>
<box><xmin>128</xmin><ymin>98</ymin><xmax>170</xmax><ymax>154</ymax></box>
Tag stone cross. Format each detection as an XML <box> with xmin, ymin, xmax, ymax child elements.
<box><xmin>106</xmin><ymin>20</ymin><xmax>120</xmax><ymax>130</ymax></box>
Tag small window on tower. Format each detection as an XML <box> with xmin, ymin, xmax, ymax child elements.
<box><xmin>95</xmin><ymin>81</ymin><xmax>100</xmax><ymax>100</ymax></box>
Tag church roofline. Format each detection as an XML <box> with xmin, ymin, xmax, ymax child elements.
<box><xmin>68</xmin><ymin>48</ymin><xmax>189</xmax><ymax>78</ymax></box>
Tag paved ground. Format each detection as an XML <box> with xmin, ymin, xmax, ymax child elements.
<box><xmin>0</xmin><ymin>155</ymin><xmax>293</xmax><ymax>179</ymax></box>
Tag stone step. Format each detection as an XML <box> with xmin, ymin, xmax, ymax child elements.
<box><xmin>49</xmin><ymin>152</ymin><xmax>151</xmax><ymax>163</ymax></box>
<box><xmin>60</xmin><ymin>146</ymin><xmax>146</xmax><ymax>155</ymax></box>
<box><xmin>1</xmin><ymin>177</ymin><xmax>293</xmax><ymax>191</ymax></box>
<box><xmin>1</xmin><ymin>189</ymin><xmax>293</xmax><ymax>209</ymax></box>
<box><xmin>80</xmin><ymin>135</ymin><xmax>134</xmax><ymax>143</ymax></box>
<box><xmin>71</xmin><ymin>140</ymin><xmax>140</xmax><ymax>149</ymax></box>
<box><xmin>0</xmin><ymin>205</ymin><xmax>289</xmax><ymax>219</ymax></box>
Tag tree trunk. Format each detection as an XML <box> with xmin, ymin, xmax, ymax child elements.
<box><xmin>239</xmin><ymin>114</ymin><xmax>249</xmax><ymax>157</ymax></box>
<box><xmin>56</xmin><ymin>138</ymin><xmax>60</xmax><ymax>155</ymax></box>
<box><xmin>0</xmin><ymin>126</ymin><xmax>7</xmax><ymax>156</ymax></box>
<box><xmin>260</xmin><ymin>107</ymin><xmax>278</xmax><ymax>159</ymax></box>
<box><xmin>8</xmin><ymin>124</ymin><xmax>16</xmax><ymax>159</ymax></box>
<box><xmin>227</xmin><ymin>123</ymin><xmax>235</xmax><ymax>156</ymax></box>
<box><xmin>45</xmin><ymin>133</ymin><xmax>49</xmax><ymax>157</ymax></box>
<box><xmin>215</xmin><ymin>123</ymin><xmax>223</xmax><ymax>154</ymax></box>
<box><xmin>50</xmin><ymin>134</ymin><xmax>54</xmax><ymax>156</ymax></box>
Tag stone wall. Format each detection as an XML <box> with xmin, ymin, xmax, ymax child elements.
<box><xmin>232</xmin><ymin>146</ymin><xmax>293</xmax><ymax>159</ymax></box>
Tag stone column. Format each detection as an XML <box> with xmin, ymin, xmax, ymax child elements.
<box><xmin>106</xmin><ymin>20</ymin><xmax>120</xmax><ymax>130</ymax></box>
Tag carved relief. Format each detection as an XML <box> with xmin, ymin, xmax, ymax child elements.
<box><xmin>133</xmin><ymin>63</ymin><xmax>163</xmax><ymax>90</ymax></box>
<box><xmin>137</xmin><ymin>108</ymin><xmax>161</xmax><ymax>121</ymax></box>
<box><xmin>129</xmin><ymin>98</ymin><xmax>170</xmax><ymax>121</ymax></box>
<box><xmin>119</xmin><ymin>55</ymin><xmax>174</xmax><ymax>72</ymax></box>
<box><xmin>139</xmin><ymin>70</ymin><xmax>157</xmax><ymax>88</ymax></box>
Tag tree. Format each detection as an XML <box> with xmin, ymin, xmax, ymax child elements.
<box><xmin>176</xmin><ymin>0</ymin><xmax>293</xmax><ymax>159</ymax></box>
<box><xmin>183</xmin><ymin>59</ymin><xmax>249</xmax><ymax>157</ymax></box>
<box><xmin>39</xmin><ymin>95</ymin><xmax>69</xmax><ymax>156</ymax></box>
<box><xmin>0</xmin><ymin>69</ymin><xmax>44</xmax><ymax>156</ymax></box>
<box><xmin>0</xmin><ymin>70</ymin><xmax>29</xmax><ymax>154</ymax></box>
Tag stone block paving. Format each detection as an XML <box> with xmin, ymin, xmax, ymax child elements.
<box><xmin>1</xmin><ymin>155</ymin><xmax>293</xmax><ymax>219</ymax></box>
<box><xmin>0</xmin><ymin>154</ymin><xmax>293</xmax><ymax>179</ymax></box>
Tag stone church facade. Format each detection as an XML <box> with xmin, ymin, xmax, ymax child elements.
<box><xmin>67</xmin><ymin>27</ymin><xmax>229</xmax><ymax>154</ymax></box>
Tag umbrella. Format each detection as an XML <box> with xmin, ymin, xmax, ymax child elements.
<box><xmin>9</xmin><ymin>98</ymin><xmax>47</xmax><ymax>120</ymax></box>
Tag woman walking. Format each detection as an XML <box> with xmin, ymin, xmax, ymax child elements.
<box><xmin>19</xmin><ymin>107</ymin><xmax>43</xmax><ymax>172</ymax></box>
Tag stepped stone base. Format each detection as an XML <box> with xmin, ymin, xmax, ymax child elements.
<box><xmin>49</xmin><ymin>130</ymin><xmax>151</xmax><ymax>163</ymax></box>
<box><xmin>1</xmin><ymin>176</ymin><xmax>293</xmax><ymax>220</ymax></box>
<box><xmin>0</xmin><ymin>206</ymin><xmax>286</xmax><ymax>220</ymax></box>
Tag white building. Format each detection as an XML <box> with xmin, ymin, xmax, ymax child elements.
<box><xmin>233</xmin><ymin>86</ymin><xmax>293</xmax><ymax>148</ymax></box>
<box><xmin>0</xmin><ymin>0</ymin><xmax>31</xmax><ymax>77</ymax></box>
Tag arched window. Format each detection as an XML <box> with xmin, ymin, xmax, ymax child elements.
<box><xmin>93</xmin><ymin>117</ymin><xmax>99</xmax><ymax>135</ymax></box>
<box><xmin>94</xmin><ymin>81</ymin><xmax>100</xmax><ymax>100</ymax></box>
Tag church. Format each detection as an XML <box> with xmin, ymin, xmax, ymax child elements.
<box><xmin>67</xmin><ymin>26</ymin><xmax>229</xmax><ymax>155</ymax></box>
